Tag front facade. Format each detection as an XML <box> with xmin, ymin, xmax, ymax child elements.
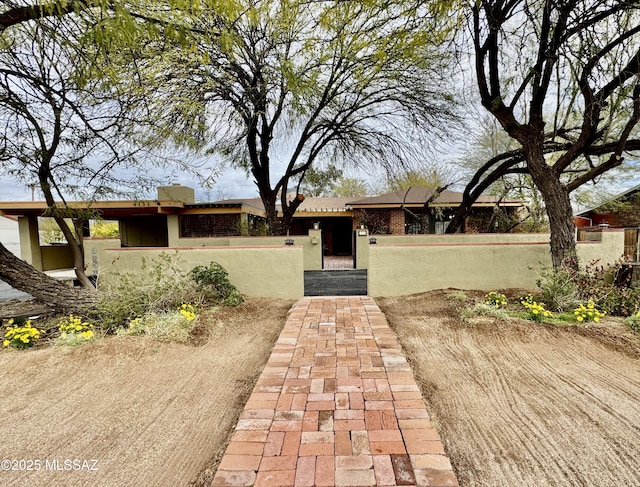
<box><xmin>0</xmin><ymin>185</ymin><xmax>525</xmax><ymax>273</ymax></box>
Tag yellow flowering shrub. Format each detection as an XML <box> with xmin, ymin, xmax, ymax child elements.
<box><xmin>573</xmin><ymin>300</ymin><xmax>605</xmax><ymax>323</ymax></box>
<box><xmin>179</xmin><ymin>303</ymin><xmax>196</xmax><ymax>321</ymax></box>
<box><xmin>3</xmin><ymin>319</ymin><xmax>45</xmax><ymax>349</ymax></box>
<box><xmin>485</xmin><ymin>291</ymin><xmax>508</xmax><ymax>308</ymax></box>
<box><xmin>57</xmin><ymin>315</ymin><xmax>95</xmax><ymax>345</ymax></box>
<box><xmin>521</xmin><ymin>296</ymin><xmax>552</xmax><ymax>322</ymax></box>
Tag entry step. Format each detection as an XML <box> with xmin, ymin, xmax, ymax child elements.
<box><xmin>304</xmin><ymin>270</ymin><xmax>367</xmax><ymax>296</ymax></box>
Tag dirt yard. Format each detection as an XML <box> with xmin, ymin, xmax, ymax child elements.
<box><xmin>0</xmin><ymin>297</ymin><xmax>293</xmax><ymax>487</ymax></box>
<box><xmin>378</xmin><ymin>290</ymin><xmax>640</xmax><ymax>487</ymax></box>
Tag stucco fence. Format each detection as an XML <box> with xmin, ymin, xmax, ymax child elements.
<box><xmin>363</xmin><ymin>230</ymin><xmax>625</xmax><ymax>297</ymax></box>
<box><xmin>80</xmin><ymin>230</ymin><xmax>626</xmax><ymax>299</ymax></box>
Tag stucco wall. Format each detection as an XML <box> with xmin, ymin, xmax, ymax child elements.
<box><xmin>166</xmin><ymin>231</ymin><xmax>323</xmax><ymax>271</ymax></box>
<box><xmin>84</xmin><ymin>238</ymin><xmax>122</xmax><ymax>277</ymax></box>
<box><xmin>367</xmin><ymin>231</ymin><xmax>625</xmax><ymax>296</ymax></box>
<box><xmin>41</xmin><ymin>245</ymin><xmax>74</xmax><ymax>271</ymax></box>
<box><xmin>101</xmin><ymin>246</ymin><xmax>304</xmax><ymax>299</ymax></box>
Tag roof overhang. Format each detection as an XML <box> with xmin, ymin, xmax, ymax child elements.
<box><xmin>0</xmin><ymin>200</ymin><xmax>185</xmax><ymax>219</ymax></box>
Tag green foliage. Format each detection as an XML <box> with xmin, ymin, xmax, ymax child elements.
<box><xmin>116</xmin><ymin>308</ymin><xmax>197</xmax><ymax>343</ymax></box>
<box><xmin>91</xmin><ymin>253</ymin><xmax>201</xmax><ymax>331</ymax></box>
<box><xmin>536</xmin><ymin>266</ymin><xmax>579</xmax><ymax>312</ymax></box>
<box><xmin>297</xmin><ymin>165</ymin><xmax>343</xmax><ymax>197</ymax></box>
<box><xmin>485</xmin><ymin>291</ymin><xmax>507</xmax><ymax>308</ymax></box>
<box><xmin>446</xmin><ymin>290</ymin><xmax>468</xmax><ymax>302</ymax></box>
<box><xmin>3</xmin><ymin>319</ymin><xmax>45</xmax><ymax>349</ymax></box>
<box><xmin>332</xmin><ymin>177</ymin><xmax>368</xmax><ymax>197</ymax></box>
<box><xmin>536</xmin><ymin>260</ymin><xmax>640</xmax><ymax>316</ymax></box>
<box><xmin>625</xmin><ymin>312</ymin><xmax>640</xmax><ymax>332</ymax></box>
<box><xmin>39</xmin><ymin>217</ymin><xmax>72</xmax><ymax>244</ymax></box>
<box><xmin>190</xmin><ymin>262</ymin><xmax>243</xmax><ymax>307</ymax></box>
<box><xmin>90</xmin><ymin>221</ymin><xmax>119</xmax><ymax>238</ymax></box>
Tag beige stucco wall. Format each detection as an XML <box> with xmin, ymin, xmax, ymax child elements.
<box><xmin>18</xmin><ymin>216</ymin><xmax>42</xmax><ymax>270</ymax></box>
<box><xmin>166</xmin><ymin>232</ymin><xmax>323</xmax><ymax>271</ymax></box>
<box><xmin>84</xmin><ymin>238</ymin><xmax>121</xmax><ymax>277</ymax></box>
<box><xmin>41</xmin><ymin>245</ymin><xmax>74</xmax><ymax>271</ymax></box>
<box><xmin>367</xmin><ymin>230</ymin><xmax>625</xmax><ymax>296</ymax></box>
<box><xmin>372</xmin><ymin>233</ymin><xmax>555</xmax><ymax>244</ymax></box>
<box><xmin>101</xmin><ymin>246</ymin><xmax>304</xmax><ymax>299</ymax></box>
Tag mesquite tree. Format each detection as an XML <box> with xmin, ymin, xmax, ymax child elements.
<box><xmin>448</xmin><ymin>0</ymin><xmax>640</xmax><ymax>269</ymax></box>
<box><xmin>119</xmin><ymin>0</ymin><xmax>459</xmax><ymax>234</ymax></box>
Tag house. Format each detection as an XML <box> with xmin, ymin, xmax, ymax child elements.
<box><xmin>0</xmin><ymin>184</ymin><xmax>525</xmax><ymax>272</ymax></box>
<box><xmin>574</xmin><ymin>184</ymin><xmax>640</xmax><ymax>260</ymax></box>
<box><xmin>574</xmin><ymin>184</ymin><xmax>640</xmax><ymax>229</ymax></box>
<box><xmin>347</xmin><ymin>187</ymin><xmax>523</xmax><ymax>235</ymax></box>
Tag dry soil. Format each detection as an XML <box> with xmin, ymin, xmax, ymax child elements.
<box><xmin>0</xmin><ymin>297</ymin><xmax>293</xmax><ymax>487</ymax></box>
<box><xmin>378</xmin><ymin>290</ymin><xmax>640</xmax><ymax>487</ymax></box>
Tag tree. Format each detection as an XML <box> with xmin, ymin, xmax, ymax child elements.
<box><xmin>332</xmin><ymin>176</ymin><xmax>368</xmax><ymax>197</ymax></box>
<box><xmin>449</xmin><ymin>0</ymin><xmax>640</xmax><ymax>269</ymax></box>
<box><xmin>456</xmin><ymin>114</ymin><xmax>548</xmax><ymax>232</ymax></box>
<box><xmin>125</xmin><ymin>0</ymin><xmax>458</xmax><ymax>234</ymax></box>
<box><xmin>0</xmin><ymin>18</ymin><xmax>146</xmax><ymax>290</ymax></box>
<box><xmin>386</xmin><ymin>168</ymin><xmax>453</xmax><ymax>192</ymax></box>
<box><xmin>295</xmin><ymin>164</ymin><xmax>343</xmax><ymax>197</ymax></box>
<box><xmin>0</xmin><ymin>1</ymin><xmax>92</xmax><ymax>31</ymax></box>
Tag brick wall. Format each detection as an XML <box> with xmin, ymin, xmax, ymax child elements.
<box><xmin>389</xmin><ymin>209</ymin><xmax>405</xmax><ymax>235</ymax></box>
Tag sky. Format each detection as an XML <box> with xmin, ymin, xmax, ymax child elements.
<box><xmin>0</xmin><ymin>162</ymin><xmax>260</xmax><ymax>203</ymax></box>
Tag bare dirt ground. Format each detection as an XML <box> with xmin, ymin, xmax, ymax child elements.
<box><xmin>378</xmin><ymin>290</ymin><xmax>640</xmax><ymax>487</ymax></box>
<box><xmin>0</xmin><ymin>297</ymin><xmax>293</xmax><ymax>487</ymax></box>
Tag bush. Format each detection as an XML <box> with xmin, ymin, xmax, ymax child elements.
<box><xmin>536</xmin><ymin>266</ymin><xmax>579</xmax><ymax>312</ymax></box>
<box><xmin>625</xmin><ymin>312</ymin><xmax>640</xmax><ymax>332</ymax></box>
<box><xmin>190</xmin><ymin>262</ymin><xmax>243</xmax><ymax>306</ymax></box>
<box><xmin>2</xmin><ymin>319</ymin><xmax>45</xmax><ymax>349</ymax></box>
<box><xmin>573</xmin><ymin>300</ymin><xmax>605</xmax><ymax>323</ymax></box>
<box><xmin>56</xmin><ymin>315</ymin><xmax>95</xmax><ymax>346</ymax></box>
<box><xmin>92</xmin><ymin>253</ymin><xmax>201</xmax><ymax>331</ymax></box>
<box><xmin>536</xmin><ymin>260</ymin><xmax>640</xmax><ymax>316</ymax></box>
<box><xmin>521</xmin><ymin>295</ymin><xmax>552</xmax><ymax>322</ymax></box>
<box><xmin>116</xmin><ymin>307</ymin><xmax>197</xmax><ymax>343</ymax></box>
<box><xmin>485</xmin><ymin>291</ymin><xmax>507</xmax><ymax>308</ymax></box>
<box><xmin>446</xmin><ymin>291</ymin><xmax>468</xmax><ymax>302</ymax></box>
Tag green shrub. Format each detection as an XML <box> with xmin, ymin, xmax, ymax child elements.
<box><xmin>446</xmin><ymin>291</ymin><xmax>468</xmax><ymax>302</ymax></box>
<box><xmin>625</xmin><ymin>312</ymin><xmax>640</xmax><ymax>332</ymax></box>
<box><xmin>190</xmin><ymin>262</ymin><xmax>243</xmax><ymax>306</ymax></box>
<box><xmin>536</xmin><ymin>266</ymin><xmax>579</xmax><ymax>312</ymax></box>
<box><xmin>92</xmin><ymin>253</ymin><xmax>201</xmax><ymax>331</ymax></box>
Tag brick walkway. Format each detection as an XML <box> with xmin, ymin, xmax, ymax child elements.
<box><xmin>211</xmin><ymin>297</ymin><xmax>458</xmax><ymax>487</ymax></box>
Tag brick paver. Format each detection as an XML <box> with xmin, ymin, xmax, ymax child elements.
<box><xmin>211</xmin><ymin>297</ymin><xmax>458</xmax><ymax>487</ymax></box>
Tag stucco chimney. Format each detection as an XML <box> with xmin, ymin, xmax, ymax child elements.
<box><xmin>157</xmin><ymin>184</ymin><xmax>195</xmax><ymax>203</ymax></box>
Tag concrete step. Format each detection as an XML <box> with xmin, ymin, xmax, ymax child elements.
<box><xmin>304</xmin><ymin>270</ymin><xmax>367</xmax><ymax>296</ymax></box>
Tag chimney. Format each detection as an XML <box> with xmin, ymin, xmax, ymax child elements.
<box><xmin>157</xmin><ymin>183</ymin><xmax>195</xmax><ymax>203</ymax></box>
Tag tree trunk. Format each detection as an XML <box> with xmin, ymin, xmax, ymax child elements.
<box><xmin>525</xmin><ymin>142</ymin><xmax>578</xmax><ymax>270</ymax></box>
<box><xmin>0</xmin><ymin>242</ymin><xmax>96</xmax><ymax>312</ymax></box>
